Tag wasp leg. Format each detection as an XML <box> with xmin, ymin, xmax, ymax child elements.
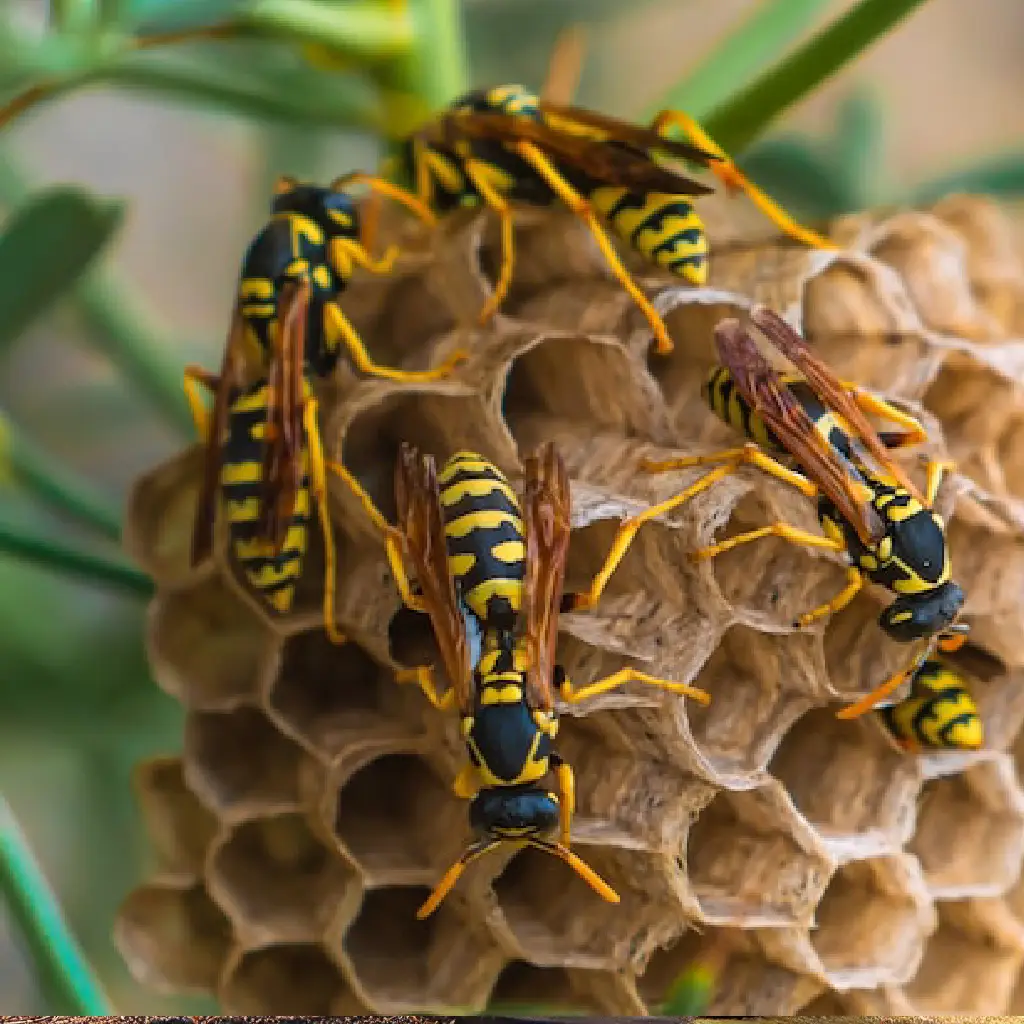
<box><xmin>331</xmin><ymin>171</ymin><xmax>437</xmax><ymax>229</ymax></box>
<box><xmin>563</xmin><ymin>462</ymin><xmax>738</xmax><ymax>614</ymax></box>
<box><xmin>793</xmin><ymin>565</ymin><xmax>864</xmax><ymax>628</ymax></box>
<box><xmin>333</xmin><ymin>235</ymin><xmax>401</xmax><ymax>276</ymax></box>
<box><xmin>561</xmin><ymin>667</ymin><xmax>711</xmax><ymax>706</ymax></box>
<box><xmin>650</xmin><ymin>109</ymin><xmax>837</xmax><ymax>252</ymax></box>
<box><xmin>839</xmin><ymin>384</ymin><xmax>929</xmax><ymax>447</ymax></box>
<box><xmin>509</xmin><ymin>140</ymin><xmax>676</xmax><ymax>355</ymax></box>
<box><xmin>527</xmin><ymin>837</ymin><xmax>619</xmax><ymax>904</ymax></box>
<box><xmin>182</xmin><ymin>364</ymin><xmax>221</xmax><ymax>441</ymax></box>
<box><xmin>550</xmin><ymin>754</ymin><xmax>576</xmax><ymax>848</ymax></box>
<box><xmin>394</xmin><ymin>664</ymin><xmax>457</xmax><ymax>710</ymax></box>
<box><xmin>303</xmin><ymin>400</ymin><xmax>347</xmax><ymax>645</ymax></box>
<box><xmin>460</xmin><ymin>158</ymin><xmax>520</xmax><ymax>327</ymax></box>
<box><xmin>642</xmin><ymin>442</ymin><xmax>818</xmax><ymax>498</ymax></box>
<box><xmin>836</xmin><ymin>650</ymin><xmax>927</xmax><ymax>721</ymax></box>
<box><xmin>925</xmin><ymin>459</ymin><xmax>956</xmax><ymax>506</ymax></box>
<box><xmin>452</xmin><ymin>763</ymin><xmax>480</xmax><ymax>799</ymax></box>
<box><xmin>325</xmin><ymin>459</ymin><xmax>429</xmax><ymax>615</ymax></box>
<box><xmin>693</xmin><ymin>521</ymin><xmax>845</xmax><ymax>562</ymax></box>
<box><xmin>323</xmin><ymin>300</ymin><xmax>466</xmax><ymax>382</ymax></box>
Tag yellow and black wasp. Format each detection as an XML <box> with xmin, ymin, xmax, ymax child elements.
<box><xmin>877</xmin><ymin>636</ymin><xmax>1001</xmax><ymax>752</ymax></box>
<box><xmin>384</xmin><ymin>30</ymin><xmax>836</xmax><ymax>356</ymax></box>
<box><xmin>332</xmin><ymin>442</ymin><xmax>709</xmax><ymax>918</ymax></box>
<box><xmin>627</xmin><ymin>304</ymin><xmax>970</xmax><ymax>717</ymax></box>
<box><xmin>182</xmin><ymin>175</ymin><xmax>466</xmax><ymax>639</ymax></box>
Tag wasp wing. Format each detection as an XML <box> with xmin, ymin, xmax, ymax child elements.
<box><xmin>395</xmin><ymin>443</ymin><xmax>473</xmax><ymax>713</ymax></box>
<box><xmin>424</xmin><ymin>112</ymin><xmax>716</xmax><ymax>196</ymax></box>
<box><xmin>522</xmin><ymin>442</ymin><xmax>572</xmax><ymax>714</ymax></box>
<box><xmin>190</xmin><ymin>302</ymin><xmax>247</xmax><ymax>567</ymax></box>
<box><xmin>750</xmin><ymin>305</ymin><xmax>926</xmax><ymax>504</ymax></box>
<box><xmin>715</xmin><ymin>317</ymin><xmax>887</xmax><ymax>546</ymax></box>
<box><xmin>534</xmin><ymin>101</ymin><xmax>721</xmax><ymax>167</ymax></box>
<box><xmin>258</xmin><ymin>279</ymin><xmax>309</xmax><ymax>552</ymax></box>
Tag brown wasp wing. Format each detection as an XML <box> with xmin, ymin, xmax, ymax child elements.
<box><xmin>534</xmin><ymin>101</ymin><xmax>722</xmax><ymax>167</ymax></box>
<box><xmin>522</xmin><ymin>442</ymin><xmax>572</xmax><ymax>714</ymax></box>
<box><xmin>750</xmin><ymin>304</ymin><xmax>926</xmax><ymax>504</ymax></box>
<box><xmin>540</xmin><ymin>25</ymin><xmax>587</xmax><ymax>105</ymax></box>
<box><xmin>424</xmin><ymin>112</ymin><xmax>715</xmax><ymax>196</ymax></box>
<box><xmin>190</xmin><ymin>301</ymin><xmax>247</xmax><ymax>567</ymax></box>
<box><xmin>395</xmin><ymin>443</ymin><xmax>473</xmax><ymax>713</ymax></box>
<box><xmin>258</xmin><ymin>278</ymin><xmax>309</xmax><ymax>553</ymax></box>
<box><xmin>715</xmin><ymin>318</ymin><xmax>887</xmax><ymax>546</ymax></box>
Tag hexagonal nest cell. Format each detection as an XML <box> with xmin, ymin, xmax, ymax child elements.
<box><xmin>124</xmin><ymin>195</ymin><xmax>1024</xmax><ymax>1013</ymax></box>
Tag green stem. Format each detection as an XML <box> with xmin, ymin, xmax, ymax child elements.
<box><xmin>704</xmin><ymin>0</ymin><xmax>933</xmax><ymax>154</ymax></box>
<box><xmin>404</xmin><ymin>0</ymin><xmax>468</xmax><ymax>111</ymax></box>
<box><xmin>0</xmin><ymin>796</ymin><xmax>113</xmax><ymax>1014</ymax></box>
<box><xmin>0</xmin><ymin>522</ymin><xmax>154</xmax><ymax>597</ymax></box>
<box><xmin>2</xmin><ymin>415</ymin><xmax>123</xmax><ymax>541</ymax></box>
<box><xmin>243</xmin><ymin>0</ymin><xmax>414</xmax><ymax>61</ymax></box>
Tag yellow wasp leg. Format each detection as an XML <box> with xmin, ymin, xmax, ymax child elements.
<box><xmin>925</xmin><ymin>459</ymin><xmax>956</xmax><ymax>506</ymax></box>
<box><xmin>839</xmin><ymin>384</ymin><xmax>929</xmax><ymax>447</ymax></box>
<box><xmin>509</xmin><ymin>140</ymin><xmax>676</xmax><ymax>355</ymax></box>
<box><xmin>452</xmin><ymin>764</ymin><xmax>480</xmax><ymax>799</ymax></box>
<box><xmin>323</xmin><ymin>301</ymin><xmax>466</xmax><ymax>382</ymax></box>
<box><xmin>836</xmin><ymin>653</ymin><xmax>925</xmax><ymax>721</ymax></box>
<box><xmin>304</xmin><ymin>400</ymin><xmax>347</xmax><ymax>646</ymax></box>
<box><xmin>417</xmin><ymin>839</ymin><xmax>500</xmax><ymax>920</ymax></box>
<box><xmin>552</xmin><ymin>758</ymin><xmax>576</xmax><ymax>848</ymax></box>
<box><xmin>793</xmin><ymin>565</ymin><xmax>864</xmax><ymax>628</ymax></box>
<box><xmin>565</xmin><ymin>462</ymin><xmax>737</xmax><ymax>613</ymax></box>
<box><xmin>561</xmin><ymin>668</ymin><xmax>711</xmax><ymax>706</ymax></box>
<box><xmin>693</xmin><ymin>521</ymin><xmax>846</xmax><ymax>562</ymax></box>
<box><xmin>182</xmin><ymin>364</ymin><xmax>220</xmax><ymax>440</ymax></box>
<box><xmin>394</xmin><ymin>664</ymin><xmax>457</xmax><ymax>710</ymax></box>
<box><xmin>651</xmin><ymin>109</ymin><xmax>837</xmax><ymax>252</ymax></box>
<box><xmin>460</xmin><ymin>158</ymin><xmax>519</xmax><ymax>327</ymax></box>
<box><xmin>324</xmin><ymin>459</ymin><xmax>428</xmax><ymax>614</ymax></box>
<box><xmin>335</xmin><ymin>236</ymin><xmax>401</xmax><ymax>276</ymax></box>
<box><xmin>332</xmin><ymin>170</ymin><xmax>437</xmax><ymax>229</ymax></box>
<box><xmin>642</xmin><ymin>443</ymin><xmax>819</xmax><ymax>498</ymax></box>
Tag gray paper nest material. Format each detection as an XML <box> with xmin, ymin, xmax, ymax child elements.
<box><xmin>119</xmin><ymin>197</ymin><xmax>1024</xmax><ymax>1015</ymax></box>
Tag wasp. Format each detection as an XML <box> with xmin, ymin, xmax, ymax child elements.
<box><xmin>877</xmin><ymin>636</ymin><xmax>1000</xmax><ymax>752</ymax></box>
<box><xmin>181</xmin><ymin>175</ymin><xmax>466</xmax><ymax>639</ymax></box>
<box><xmin>384</xmin><ymin>30</ymin><xmax>836</xmax><ymax>356</ymax></box>
<box><xmin>630</xmin><ymin>304</ymin><xmax>969</xmax><ymax>717</ymax></box>
<box><xmin>332</xmin><ymin>443</ymin><xmax>709</xmax><ymax>917</ymax></box>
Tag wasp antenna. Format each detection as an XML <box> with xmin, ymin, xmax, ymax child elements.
<box><xmin>417</xmin><ymin>838</ymin><xmax>499</xmax><ymax>919</ymax></box>
<box><xmin>272</xmin><ymin>175</ymin><xmax>299</xmax><ymax>196</ymax></box>
<box><xmin>529</xmin><ymin>838</ymin><xmax>620</xmax><ymax>904</ymax></box>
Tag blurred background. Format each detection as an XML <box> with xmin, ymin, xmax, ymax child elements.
<box><xmin>1</xmin><ymin>0</ymin><xmax>1023</xmax><ymax>1012</ymax></box>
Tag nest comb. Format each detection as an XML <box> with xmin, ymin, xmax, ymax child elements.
<box><xmin>117</xmin><ymin>190</ymin><xmax>1024</xmax><ymax>1015</ymax></box>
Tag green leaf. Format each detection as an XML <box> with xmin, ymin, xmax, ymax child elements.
<box><xmin>739</xmin><ymin>135</ymin><xmax>860</xmax><ymax>218</ymax></box>
<box><xmin>0</xmin><ymin>187</ymin><xmax>124</xmax><ymax>357</ymax></box>
<box><xmin>830</xmin><ymin>87</ymin><xmax>885</xmax><ymax>208</ymax></box>
<box><xmin>661</xmin><ymin>965</ymin><xmax>716</xmax><ymax>1016</ymax></box>
<box><xmin>0</xmin><ymin>796</ymin><xmax>112</xmax><ymax>1014</ymax></box>
<box><xmin>704</xmin><ymin>0</ymin><xmax>935</xmax><ymax>155</ymax></box>
<box><xmin>908</xmin><ymin>152</ymin><xmax>1024</xmax><ymax>205</ymax></box>
<box><xmin>643</xmin><ymin>0</ymin><xmax>832</xmax><ymax>123</ymax></box>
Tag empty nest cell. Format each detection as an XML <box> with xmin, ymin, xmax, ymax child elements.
<box><xmin>804</xmin><ymin>856</ymin><xmax>933</xmax><ymax>989</ymax></box>
<box><xmin>332</xmin><ymin>750</ymin><xmax>464</xmax><ymax>884</ymax></box>
<box><xmin>685</xmin><ymin>625</ymin><xmax>820</xmax><ymax>783</ymax></box>
<box><xmin>183</xmin><ymin>705</ymin><xmax>308</xmax><ymax>822</ymax></box>
<box><xmin>206</xmin><ymin>812</ymin><xmax>356</xmax><ymax>945</ymax></box>
<box><xmin>486</xmin><ymin>959</ymin><xmax>622</xmax><ymax>1016</ymax></box>
<box><xmin>148</xmin><ymin>575</ymin><xmax>278</xmax><ymax>711</ymax></box>
<box><xmin>267</xmin><ymin>629</ymin><xmax>418</xmax><ymax>758</ymax></box>
<box><xmin>770</xmin><ymin>706</ymin><xmax>921</xmax><ymax>856</ymax></box>
<box><xmin>340</xmin><ymin>885</ymin><xmax>503</xmax><ymax>1012</ymax></box>
<box><xmin>133</xmin><ymin>757</ymin><xmax>217</xmax><ymax>877</ymax></box>
<box><xmin>904</xmin><ymin>906</ymin><xmax>1024</xmax><ymax>1015</ymax></box>
<box><xmin>492</xmin><ymin>842</ymin><xmax>687</xmax><ymax>971</ymax></box>
<box><xmin>909</xmin><ymin>757</ymin><xmax>1024</xmax><ymax>897</ymax></box>
<box><xmin>219</xmin><ymin>943</ymin><xmax>364</xmax><ymax>1015</ymax></box>
<box><xmin>685</xmin><ymin>786</ymin><xmax>831</xmax><ymax>927</ymax></box>
<box><xmin>124</xmin><ymin>446</ymin><xmax>208</xmax><ymax>583</ymax></box>
<box><xmin>115</xmin><ymin>879</ymin><xmax>232</xmax><ymax>994</ymax></box>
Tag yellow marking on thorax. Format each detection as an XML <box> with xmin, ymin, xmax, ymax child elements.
<box><xmin>240</xmin><ymin>278</ymin><xmax>274</xmax><ymax>300</ymax></box>
<box><xmin>479</xmin><ymin>679</ymin><xmax>525</xmax><ymax>705</ymax></box>
<box><xmin>275</xmin><ymin>211</ymin><xmax>324</xmax><ymax>254</ymax></box>
<box><xmin>327</xmin><ymin>207</ymin><xmax>354</xmax><ymax>230</ymax></box>
<box><xmin>446</xmin><ymin>509</ymin><xmax>521</xmax><ymax>538</ymax></box>
<box><xmin>440</xmin><ymin>475</ymin><xmax>520</xmax><ymax>509</ymax></box>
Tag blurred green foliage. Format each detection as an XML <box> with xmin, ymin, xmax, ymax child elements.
<box><xmin>0</xmin><ymin>0</ymin><xmax>1020</xmax><ymax>1014</ymax></box>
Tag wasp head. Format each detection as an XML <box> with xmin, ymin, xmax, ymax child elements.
<box><xmin>468</xmin><ymin>784</ymin><xmax>559</xmax><ymax>841</ymax></box>
<box><xmin>878</xmin><ymin>580</ymin><xmax>966</xmax><ymax>643</ymax></box>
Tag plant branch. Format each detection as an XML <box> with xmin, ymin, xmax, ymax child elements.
<box><xmin>0</xmin><ymin>521</ymin><xmax>154</xmax><ymax>597</ymax></box>
<box><xmin>0</xmin><ymin>796</ymin><xmax>113</xmax><ymax>1014</ymax></box>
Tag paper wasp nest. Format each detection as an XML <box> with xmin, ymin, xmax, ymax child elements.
<box><xmin>117</xmin><ymin>192</ymin><xmax>1024</xmax><ymax>1015</ymax></box>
